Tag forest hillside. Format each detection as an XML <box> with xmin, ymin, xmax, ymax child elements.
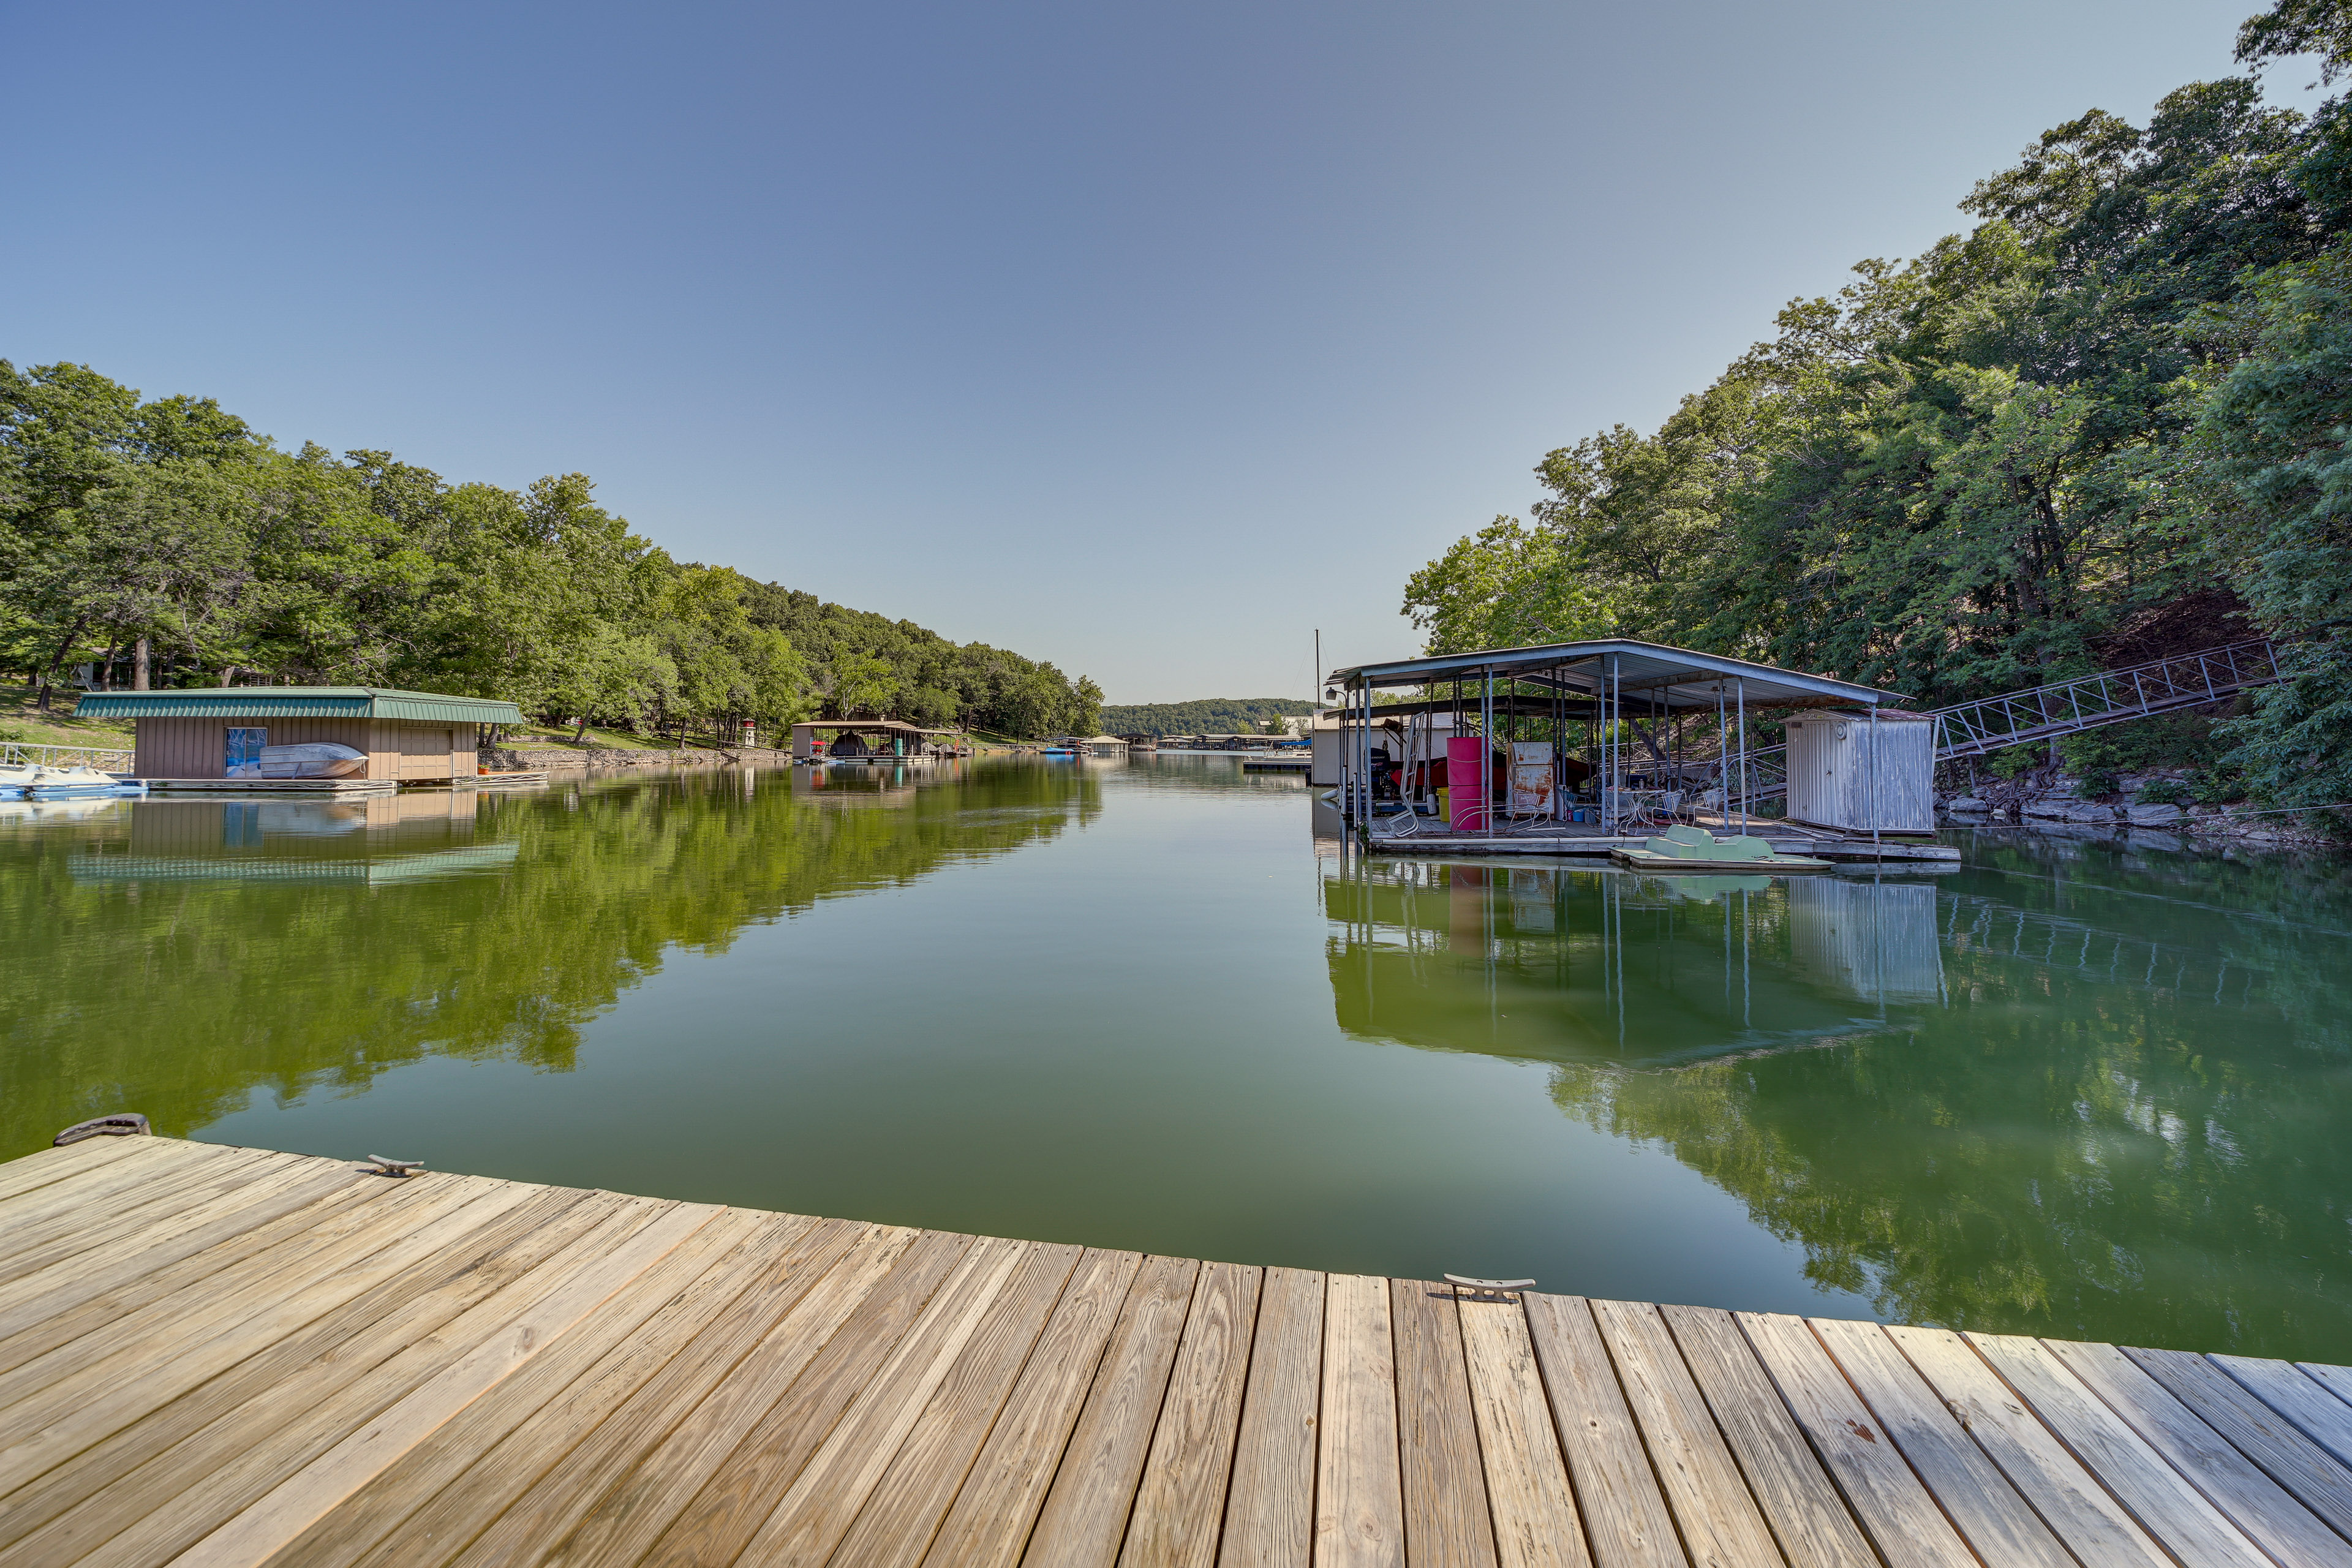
<box><xmin>0</xmin><ymin>366</ymin><xmax>1102</xmax><ymax>741</ymax></box>
<box><xmin>1099</xmin><ymin>698</ymin><xmax>1317</xmax><ymax>735</ymax></box>
<box><xmin>1403</xmin><ymin>0</ymin><xmax>2352</xmax><ymax>806</ymax></box>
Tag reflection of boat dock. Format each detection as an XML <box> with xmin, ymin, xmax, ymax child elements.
<box><xmin>69</xmin><ymin>842</ymin><xmax>519</xmax><ymax>885</ymax></box>
<box><xmin>141</xmin><ymin>775</ymin><xmax>402</xmax><ymax>796</ymax></box>
<box><xmin>1941</xmin><ymin>888</ymin><xmax>2270</xmax><ymax>1001</ymax></box>
<box><xmin>1323</xmin><ymin>854</ymin><xmax>1952</xmax><ymax>1062</ymax></box>
<box><xmin>59</xmin><ymin>793</ymin><xmax>519</xmax><ymax>886</ymax></box>
<box><xmin>8</xmin><ymin>1133</ymin><xmax>2348</xmax><ymax>1568</ymax></box>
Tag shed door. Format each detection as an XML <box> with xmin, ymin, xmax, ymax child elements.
<box><xmin>398</xmin><ymin>727</ymin><xmax>458</xmax><ymax>778</ymax></box>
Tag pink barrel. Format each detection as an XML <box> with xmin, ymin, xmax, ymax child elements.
<box><xmin>1447</xmin><ymin>737</ymin><xmax>1488</xmax><ymax>831</ymax></box>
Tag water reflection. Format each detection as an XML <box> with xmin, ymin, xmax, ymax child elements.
<box><xmin>1322</xmin><ymin>859</ymin><xmax>1947</xmax><ymax>1064</ymax></box>
<box><xmin>1323</xmin><ymin>844</ymin><xmax>2352</xmax><ymax>1353</ymax></box>
<box><xmin>69</xmin><ymin>793</ymin><xmax>516</xmax><ymax>885</ymax></box>
<box><xmin>8</xmin><ymin>760</ymin><xmax>2352</xmax><ymax>1357</ymax></box>
<box><xmin>0</xmin><ymin>761</ymin><xmax>1096</xmax><ymax>1154</ymax></box>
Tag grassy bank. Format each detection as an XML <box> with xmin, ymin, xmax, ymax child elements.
<box><xmin>4</xmin><ymin>690</ymin><xmax>134</xmax><ymax>750</ymax></box>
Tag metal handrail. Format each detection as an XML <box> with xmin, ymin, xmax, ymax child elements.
<box><xmin>1928</xmin><ymin>640</ymin><xmax>2281</xmax><ymax>760</ymax></box>
<box><xmin>1</xmin><ymin>740</ymin><xmax>136</xmax><ymax>771</ymax></box>
<box><xmin>1684</xmin><ymin>640</ymin><xmax>2284</xmax><ymax>805</ymax></box>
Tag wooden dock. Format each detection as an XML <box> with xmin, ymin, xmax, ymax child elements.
<box><xmin>6</xmin><ymin>1136</ymin><xmax>2351</xmax><ymax>1567</ymax></box>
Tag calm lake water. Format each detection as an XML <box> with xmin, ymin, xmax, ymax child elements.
<box><xmin>6</xmin><ymin>756</ymin><xmax>2350</xmax><ymax>1359</ymax></box>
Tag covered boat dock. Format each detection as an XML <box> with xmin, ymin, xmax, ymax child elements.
<box><xmin>75</xmin><ymin>688</ymin><xmax>527</xmax><ymax>794</ymax></box>
<box><xmin>1324</xmin><ymin>638</ymin><xmax>1943</xmax><ymax>859</ymax></box>
<box><xmin>790</xmin><ymin>720</ymin><xmax>958</xmax><ymax>763</ymax></box>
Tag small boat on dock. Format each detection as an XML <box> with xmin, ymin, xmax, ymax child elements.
<box><xmin>1609</xmin><ymin>825</ymin><xmax>1830</xmax><ymax>873</ymax></box>
<box><xmin>14</xmin><ymin>765</ymin><xmax>147</xmax><ymax>800</ymax></box>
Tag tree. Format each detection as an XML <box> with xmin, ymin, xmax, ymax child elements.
<box><xmin>647</xmin><ymin>565</ymin><xmax>809</xmax><ymax>742</ymax></box>
<box><xmin>1401</xmin><ymin>516</ymin><xmax>1607</xmax><ymax>654</ymax></box>
<box><xmin>1386</xmin><ymin>2</ymin><xmax>2352</xmax><ymax>810</ymax></box>
<box><xmin>2196</xmin><ymin>253</ymin><xmax>2352</xmax><ymax>801</ymax></box>
<box><xmin>0</xmin><ymin>361</ymin><xmax>1099</xmax><ymax>734</ymax></box>
<box><xmin>233</xmin><ymin>448</ymin><xmax>422</xmax><ymax>684</ymax></box>
<box><xmin>543</xmin><ymin>625</ymin><xmax>677</xmax><ymax>741</ymax></box>
<box><xmin>36</xmin><ymin>459</ymin><xmax>257</xmax><ymax>687</ymax></box>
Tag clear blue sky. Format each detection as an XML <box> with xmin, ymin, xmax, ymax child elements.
<box><xmin>2</xmin><ymin>2</ymin><xmax>2314</xmax><ymax>702</ymax></box>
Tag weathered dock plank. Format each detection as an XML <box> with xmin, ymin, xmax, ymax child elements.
<box><xmin>3</xmin><ymin>1135</ymin><xmax>2350</xmax><ymax>1568</ymax></box>
<box><xmin>1389</xmin><ymin>1280</ymin><xmax>1494</xmax><ymax>1568</ymax></box>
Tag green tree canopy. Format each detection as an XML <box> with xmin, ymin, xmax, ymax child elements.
<box><xmin>0</xmin><ymin>368</ymin><xmax>1102</xmax><ymax>739</ymax></box>
<box><xmin>1400</xmin><ymin>4</ymin><xmax>2352</xmax><ymax>802</ymax></box>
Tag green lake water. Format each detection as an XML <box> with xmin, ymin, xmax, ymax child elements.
<box><xmin>6</xmin><ymin>755</ymin><xmax>2351</xmax><ymax>1359</ymax></box>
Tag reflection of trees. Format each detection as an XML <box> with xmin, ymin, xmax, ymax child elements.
<box><xmin>0</xmin><ymin>764</ymin><xmax>1091</xmax><ymax>1156</ymax></box>
<box><xmin>1120</xmin><ymin>757</ymin><xmax>1310</xmax><ymax>797</ymax></box>
<box><xmin>1325</xmin><ymin>848</ymin><xmax>2352</xmax><ymax>1359</ymax></box>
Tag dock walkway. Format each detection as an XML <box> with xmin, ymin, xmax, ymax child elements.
<box><xmin>4</xmin><ymin>1137</ymin><xmax>2350</xmax><ymax>1567</ymax></box>
<box><xmin>1359</xmin><ymin>817</ymin><xmax>1961</xmax><ymax>865</ymax></box>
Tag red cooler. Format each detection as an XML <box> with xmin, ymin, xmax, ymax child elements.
<box><xmin>1447</xmin><ymin>737</ymin><xmax>1488</xmax><ymax>831</ymax></box>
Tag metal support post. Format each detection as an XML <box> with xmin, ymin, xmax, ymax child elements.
<box><xmin>1602</xmin><ymin>656</ymin><xmax>1617</xmax><ymax>835</ymax></box>
<box><xmin>1482</xmin><ymin>667</ymin><xmax>1494</xmax><ymax>837</ymax></box>
<box><xmin>1721</xmin><ymin>686</ymin><xmax>1740</xmax><ymax>832</ymax></box>
<box><xmin>1868</xmin><ymin>703</ymin><xmax>1880</xmax><ymax>854</ymax></box>
<box><xmin>1360</xmin><ymin>682</ymin><xmax>1372</xmax><ymax>823</ymax></box>
<box><xmin>1345</xmin><ymin>677</ymin><xmax>1364</xmax><ymax>827</ymax></box>
<box><xmin>1735</xmin><ymin>679</ymin><xmax>1747</xmax><ymax>835</ymax></box>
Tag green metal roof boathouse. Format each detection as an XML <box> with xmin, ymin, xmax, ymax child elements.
<box><xmin>75</xmin><ymin>687</ymin><xmax>527</xmax><ymax>794</ymax></box>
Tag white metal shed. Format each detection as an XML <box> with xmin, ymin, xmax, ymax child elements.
<box><xmin>1783</xmin><ymin>711</ymin><xmax>1934</xmax><ymax>832</ymax></box>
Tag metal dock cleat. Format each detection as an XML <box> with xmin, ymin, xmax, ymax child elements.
<box><xmin>53</xmin><ymin>1112</ymin><xmax>152</xmax><ymax>1146</ymax></box>
<box><xmin>365</xmin><ymin>1155</ymin><xmax>426</xmax><ymax>1177</ymax></box>
<box><xmin>1446</xmin><ymin>1273</ymin><xmax>1534</xmax><ymax>1300</ymax></box>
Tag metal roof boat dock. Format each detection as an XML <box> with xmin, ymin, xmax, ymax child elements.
<box><xmin>75</xmin><ymin>688</ymin><xmax>528</xmax><ymax>796</ymax></box>
<box><xmin>1322</xmin><ymin>638</ymin><xmax>1951</xmax><ymax>861</ymax></box>
<box><xmin>790</xmin><ymin>720</ymin><xmax>959</xmax><ymax>762</ymax></box>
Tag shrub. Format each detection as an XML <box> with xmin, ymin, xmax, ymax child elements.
<box><xmin>2074</xmin><ymin>766</ymin><xmax>2122</xmax><ymax>799</ymax></box>
<box><xmin>2189</xmin><ymin>764</ymin><xmax>2248</xmax><ymax>804</ymax></box>
<box><xmin>1985</xmin><ymin>745</ymin><xmax>2041</xmax><ymax>780</ymax></box>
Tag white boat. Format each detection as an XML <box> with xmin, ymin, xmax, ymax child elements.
<box><xmin>26</xmin><ymin>794</ymin><xmax>134</xmax><ymax>820</ymax></box>
<box><xmin>25</xmin><ymin>765</ymin><xmax>143</xmax><ymax>798</ymax></box>
<box><xmin>260</xmin><ymin>742</ymin><xmax>368</xmax><ymax>778</ymax></box>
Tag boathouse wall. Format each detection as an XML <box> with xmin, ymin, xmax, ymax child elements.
<box><xmin>131</xmin><ymin>717</ymin><xmax>475</xmax><ymax>782</ymax></box>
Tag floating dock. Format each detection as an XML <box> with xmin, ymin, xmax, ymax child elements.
<box><xmin>4</xmin><ymin>1136</ymin><xmax>2346</xmax><ymax>1567</ymax></box>
<box><xmin>138</xmin><ymin>777</ymin><xmax>401</xmax><ymax>797</ymax></box>
<box><xmin>1359</xmin><ymin>817</ymin><xmax>1962</xmax><ymax>865</ymax></box>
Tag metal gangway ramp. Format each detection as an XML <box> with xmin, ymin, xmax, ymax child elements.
<box><xmin>1738</xmin><ymin>639</ymin><xmax>2284</xmax><ymax>801</ymax></box>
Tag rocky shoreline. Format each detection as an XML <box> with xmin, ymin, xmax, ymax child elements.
<box><xmin>1940</xmin><ymin>768</ymin><xmax>2343</xmax><ymax>848</ymax></box>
